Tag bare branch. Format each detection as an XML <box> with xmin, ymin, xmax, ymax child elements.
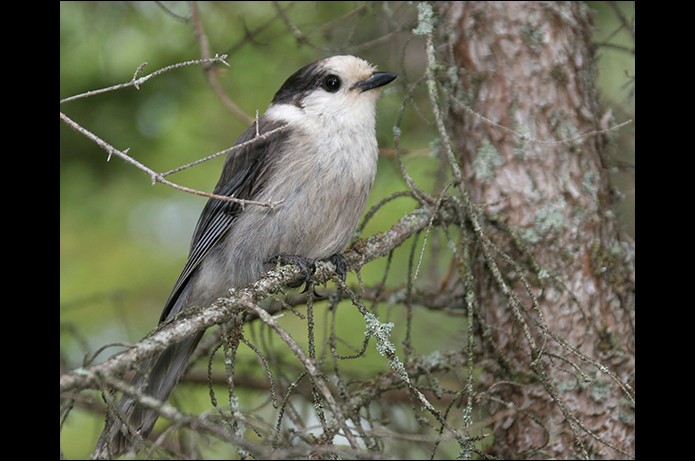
<box><xmin>60</xmin><ymin>111</ymin><xmax>284</xmax><ymax>209</ymax></box>
<box><xmin>158</xmin><ymin>123</ymin><xmax>288</xmax><ymax>178</ymax></box>
<box><xmin>190</xmin><ymin>1</ymin><xmax>255</xmax><ymax>125</ymax></box>
<box><xmin>59</xmin><ymin>55</ymin><xmax>230</xmax><ymax>104</ymax></box>
<box><xmin>60</xmin><ymin>206</ymin><xmax>434</xmax><ymax>395</ymax></box>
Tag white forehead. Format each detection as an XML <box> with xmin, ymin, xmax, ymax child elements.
<box><xmin>319</xmin><ymin>55</ymin><xmax>377</xmax><ymax>82</ymax></box>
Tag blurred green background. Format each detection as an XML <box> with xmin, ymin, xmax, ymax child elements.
<box><xmin>60</xmin><ymin>3</ymin><xmax>435</xmax><ymax>457</ymax></box>
<box><xmin>60</xmin><ymin>2</ymin><xmax>634</xmax><ymax>458</ymax></box>
<box><xmin>61</xmin><ymin>1</ymin><xmax>428</xmax><ymax>345</ymax></box>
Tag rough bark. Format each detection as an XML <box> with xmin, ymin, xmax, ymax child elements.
<box><xmin>440</xmin><ymin>2</ymin><xmax>634</xmax><ymax>458</ymax></box>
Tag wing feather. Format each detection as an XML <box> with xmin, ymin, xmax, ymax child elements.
<box><xmin>159</xmin><ymin>118</ymin><xmax>289</xmax><ymax>321</ymax></box>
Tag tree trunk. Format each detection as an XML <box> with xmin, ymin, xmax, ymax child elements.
<box><xmin>440</xmin><ymin>2</ymin><xmax>634</xmax><ymax>458</ymax></box>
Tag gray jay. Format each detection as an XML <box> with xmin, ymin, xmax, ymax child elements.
<box><xmin>94</xmin><ymin>55</ymin><xmax>396</xmax><ymax>457</ymax></box>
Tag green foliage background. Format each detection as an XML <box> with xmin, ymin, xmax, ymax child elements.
<box><xmin>60</xmin><ymin>2</ymin><xmax>634</xmax><ymax>458</ymax></box>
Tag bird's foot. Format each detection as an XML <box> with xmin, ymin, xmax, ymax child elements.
<box><xmin>274</xmin><ymin>255</ymin><xmax>316</xmax><ymax>292</ymax></box>
<box><xmin>321</xmin><ymin>253</ymin><xmax>348</xmax><ymax>282</ymax></box>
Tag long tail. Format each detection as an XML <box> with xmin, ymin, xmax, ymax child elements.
<box><xmin>93</xmin><ymin>330</ymin><xmax>204</xmax><ymax>459</ymax></box>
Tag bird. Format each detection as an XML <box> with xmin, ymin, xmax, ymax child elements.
<box><xmin>93</xmin><ymin>55</ymin><xmax>397</xmax><ymax>458</ymax></box>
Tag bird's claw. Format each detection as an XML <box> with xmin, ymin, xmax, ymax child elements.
<box><xmin>322</xmin><ymin>253</ymin><xmax>347</xmax><ymax>282</ymax></box>
<box><xmin>273</xmin><ymin>253</ymin><xmax>347</xmax><ymax>293</ymax></box>
<box><xmin>275</xmin><ymin>255</ymin><xmax>316</xmax><ymax>292</ymax></box>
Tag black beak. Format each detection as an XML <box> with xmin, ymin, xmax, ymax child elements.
<box><xmin>352</xmin><ymin>72</ymin><xmax>398</xmax><ymax>92</ymax></box>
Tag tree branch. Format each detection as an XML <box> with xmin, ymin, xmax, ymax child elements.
<box><xmin>59</xmin><ymin>111</ymin><xmax>285</xmax><ymax>209</ymax></box>
<box><xmin>60</xmin><ymin>206</ymin><xmax>433</xmax><ymax>394</ymax></box>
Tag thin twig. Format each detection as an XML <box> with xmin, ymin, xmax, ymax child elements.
<box><xmin>59</xmin><ymin>55</ymin><xmax>230</xmax><ymax>104</ymax></box>
<box><xmin>60</xmin><ymin>111</ymin><xmax>283</xmax><ymax>209</ymax></box>
<box><xmin>191</xmin><ymin>1</ymin><xmax>254</xmax><ymax>125</ymax></box>
<box><xmin>449</xmin><ymin>93</ymin><xmax>633</xmax><ymax>146</ymax></box>
<box><xmin>159</xmin><ymin>123</ymin><xmax>288</xmax><ymax>178</ymax></box>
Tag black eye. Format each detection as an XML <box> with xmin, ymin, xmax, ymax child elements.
<box><xmin>323</xmin><ymin>75</ymin><xmax>341</xmax><ymax>92</ymax></box>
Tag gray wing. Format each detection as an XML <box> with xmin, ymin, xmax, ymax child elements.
<box><xmin>159</xmin><ymin>118</ymin><xmax>289</xmax><ymax>322</ymax></box>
